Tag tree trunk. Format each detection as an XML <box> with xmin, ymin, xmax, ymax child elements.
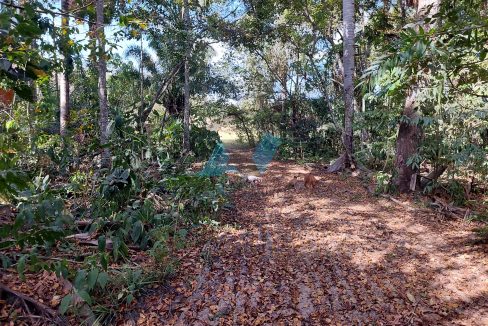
<box><xmin>59</xmin><ymin>0</ymin><xmax>70</xmax><ymax>138</ymax></box>
<box><xmin>182</xmin><ymin>0</ymin><xmax>191</xmax><ymax>153</ymax></box>
<box><xmin>393</xmin><ymin>0</ymin><xmax>438</xmax><ymax>192</ymax></box>
<box><xmin>96</xmin><ymin>0</ymin><xmax>111</xmax><ymax>168</ymax></box>
<box><xmin>326</xmin><ymin>0</ymin><xmax>356</xmax><ymax>172</ymax></box>
<box><xmin>342</xmin><ymin>0</ymin><xmax>355</xmax><ymax>167</ymax></box>
<box><xmin>139</xmin><ymin>36</ymin><xmax>144</xmax><ymax>133</ymax></box>
<box><xmin>394</xmin><ymin>90</ymin><xmax>421</xmax><ymax>192</ymax></box>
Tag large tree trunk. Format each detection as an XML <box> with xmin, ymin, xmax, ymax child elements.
<box><xmin>342</xmin><ymin>0</ymin><xmax>355</xmax><ymax>166</ymax></box>
<box><xmin>59</xmin><ymin>0</ymin><xmax>70</xmax><ymax>138</ymax></box>
<box><xmin>96</xmin><ymin>0</ymin><xmax>111</xmax><ymax>168</ymax></box>
<box><xmin>393</xmin><ymin>0</ymin><xmax>438</xmax><ymax>192</ymax></box>
<box><xmin>394</xmin><ymin>90</ymin><xmax>422</xmax><ymax>192</ymax></box>
<box><xmin>182</xmin><ymin>0</ymin><xmax>191</xmax><ymax>153</ymax></box>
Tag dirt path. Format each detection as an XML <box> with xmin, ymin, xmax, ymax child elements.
<box><xmin>137</xmin><ymin>150</ymin><xmax>488</xmax><ymax>325</ymax></box>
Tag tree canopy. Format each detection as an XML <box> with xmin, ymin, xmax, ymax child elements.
<box><xmin>0</xmin><ymin>0</ymin><xmax>487</xmax><ymax>323</ymax></box>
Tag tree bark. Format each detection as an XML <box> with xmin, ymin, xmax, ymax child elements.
<box><xmin>342</xmin><ymin>0</ymin><xmax>355</xmax><ymax>167</ymax></box>
<box><xmin>393</xmin><ymin>0</ymin><xmax>438</xmax><ymax>192</ymax></box>
<box><xmin>182</xmin><ymin>0</ymin><xmax>191</xmax><ymax>153</ymax></box>
<box><xmin>59</xmin><ymin>0</ymin><xmax>70</xmax><ymax>138</ymax></box>
<box><xmin>394</xmin><ymin>90</ymin><xmax>422</xmax><ymax>192</ymax></box>
<box><xmin>96</xmin><ymin>0</ymin><xmax>111</xmax><ymax>168</ymax></box>
<box><xmin>326</xmin><ymin>0</ymin><xmax>356</xmax><ymax>172</ymax></box>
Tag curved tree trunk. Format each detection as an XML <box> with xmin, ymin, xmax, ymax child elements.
<box><xmin>420</xmin><ymin>164</ymin><xmax>447</xmax><ymax>188</ymax></box>
<box><xmin>141</xmin><ymin>61</ymin><xmax>183</xmax><ymax>126</ymax></box>
<box><xmin>96</xmin><ymin>0</ymin><xmax>111</xmax><ymax>168</ymax></box>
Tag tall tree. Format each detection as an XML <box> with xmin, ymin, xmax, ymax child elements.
<box><xmin>327</xmin><ymin>0</ymin><xmax>356</xmax><ymax>172</ymax></box>
<box><xmin>182</xmin><ymin>0</ymin><xmax>191</xmax><ymax>153</ymax></box>
<box><xmin>96</xmin><ymin>0</ymin><xmax>111</xmax><ymax>168</ymax></box>
<box><xmin>59</xmin><ymin>0</ymin><xmax>70</xmax><ymax>138</ymax></box>
<box><xmin>342</xmin><ymin>0</ymin><xmax>355</xmax><ymax>167</ymax></box>
<box><xmin>393</xmin><ymin>0</ymin><xmax>438</xmax><ymax>192</ymax></box>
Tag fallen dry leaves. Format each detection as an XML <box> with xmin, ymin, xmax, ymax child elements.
<box><xmin>2</xmin><ymin>149</ymin><xmax>488</xmax><ymax>325</ymax></box>
<box><xmin>132</xmin><ymin>150</ymin><xmax>488</xmax><ymax>326</ymax></box>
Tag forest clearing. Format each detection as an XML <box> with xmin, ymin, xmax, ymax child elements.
<box><xmin>1</xmin><ymin>0</ymin><xmax>488</xmax><ymax>325</ymax></box>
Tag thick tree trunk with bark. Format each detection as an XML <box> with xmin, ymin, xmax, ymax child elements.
<box><xmin>394</xmin><ymin>91</ymin><xmax>422</xmax><ymax>192</ymax></box>
<box><xmin>182</xmin><ymin>0</ymin><xmax>191</xmax><ymax>153</ymax></box>
<box><xmin>394</xmin><ymin>0</ymin><xmax>438</xmax><ymax>192</ymax></box>
<box><xmin>59</xmin><ymin>0</ymin><xmax>70</xmax><ymax>138</ymax></box>
<box><xmin>96</xmin><ymin>0</ymin><xmax>111</xmax><ymax>168</ymax></box>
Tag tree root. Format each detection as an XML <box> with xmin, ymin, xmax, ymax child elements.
<box><xmin>0</xmin><ymin>283</ymin><xmax>66</xmax><ymax>325</ymax></box>
<box><xmin>326</xmin><ymin>153</ymin><xmax>357</xmax><ymax>173</ymax></box>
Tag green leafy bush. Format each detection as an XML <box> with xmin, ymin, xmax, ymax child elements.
<box><xmin>163</xmin><ymin>175</ymin><xmax>226</xmax><ymax>223</ymax></box>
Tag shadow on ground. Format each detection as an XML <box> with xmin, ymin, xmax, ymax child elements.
<box><xmin>135</xmin><ymin>150</ymin><xmax>488</xmax><ymax>325</ymax></box>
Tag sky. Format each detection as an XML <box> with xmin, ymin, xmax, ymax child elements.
<box><xmin>45</xmin><ymin>6</ymin><xmax>228</xmax><ymax>68</ymax></box>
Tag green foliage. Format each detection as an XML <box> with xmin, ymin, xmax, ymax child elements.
<box><xmin>0</xmin><ymin>3</ymin><xmax>52</xmax><ymax>101</ymax></box>
<box><xmin>0</xmin><ymin>175</ymin><xmax>72</xmax><ymax>251</ymax></box>
<box><xmin>361</xmin><ymin>0</ymin><xmax>488</xmax><ymax>190</ymax></box>
<box><xmin>446</xmin><ymin>179</ymin><xmax>468</xmax><ymax>206</ymax></box>
<box><xmin>0</xmin><ymin>119</ymin><xmax>28</xmax><ymax>201</ymax></box>
<box><xmin>374</xmin><ymin>171</ymin><xmax>393</xmax><ymax>194</ymax></box>
<box><xmin>190</xmin><ymin>126</ymin><xmax>221</xmax><ymax>160</ymax></box>
<box><xmin>101</xmin><ymin>168</ymin><xmax>131</xmax><ymax>199</ymax></box>
<box><xmin>164</xmin><ymin>175</ymin><xmax>226</xmax><ymax>223</ymax></box>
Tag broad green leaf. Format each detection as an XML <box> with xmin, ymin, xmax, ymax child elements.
<box><xmin>87</xmin><ymin>268</ymin><xmax>99</xmax><ymax>290</ymax></box>
<box><xmin>131</xmin><ymin>220</ymin><xmax>143</xmax><ymax>242</ymax></box>
<box><xmin>59</xmin><ymin>294</ymin><xmax>73</xmax><ymax>315</ymax></box>
<box><xmin>17</xmin><ymin>255</ymin><xmax>26</xmax><ymax>281</ymax></box>
<box><xmin>97</xmin><ymin>272</ymin><xmax>109</xmax><ymax>289</ymax></box>
<box><xmin>98</xmin><ymin>235</ymin><xmax>106</xmax><ymax>252</ymax></box>
<box><xmin>73</xmin><ymin>269</ymin><xmax>87</xmax><ymax>290</ymax></box>
<box><xmin>77</xmin><ymin>290</ymin><xmax>92</xmax><ymax>305</ymax></box>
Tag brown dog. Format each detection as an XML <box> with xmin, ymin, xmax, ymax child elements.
<box><xmin>304</xmin><ymin>173</ymin><xmax>318</xmax><ymax>189</ymax></box>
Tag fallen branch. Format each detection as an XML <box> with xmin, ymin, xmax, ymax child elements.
<box><xmin>326</xmin><ymin>153</ymin><xmax>356</xmax><ymax>173</ymax></box>
<box><xmin>66</xmin><ymin>233</ymin><xmax>114</xmax><ymax>250</ymax></box>
<box><xmin>0</xmin><ymin>283</ymin><xmax>66</xmax><ymax>325</ymax></box>
<box><xmin>379</xmin><ymin>194</ymin><xmax>417</xmax><ymax>212</ymax></box>
<box><xmin>420</xmin><ymin>165</ymin><xmax>448</xmax><ymax>188</ymax></box>
<box><xmin>428</xmin><ymin>196</ymin><xmax>475</xmax><ymax>219</ymax></box>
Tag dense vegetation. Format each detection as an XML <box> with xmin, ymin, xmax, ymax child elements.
<box><xmin>0</xmin><ymin>0</ymin><xmax>487</xmax><ymax>324</ymax></box>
